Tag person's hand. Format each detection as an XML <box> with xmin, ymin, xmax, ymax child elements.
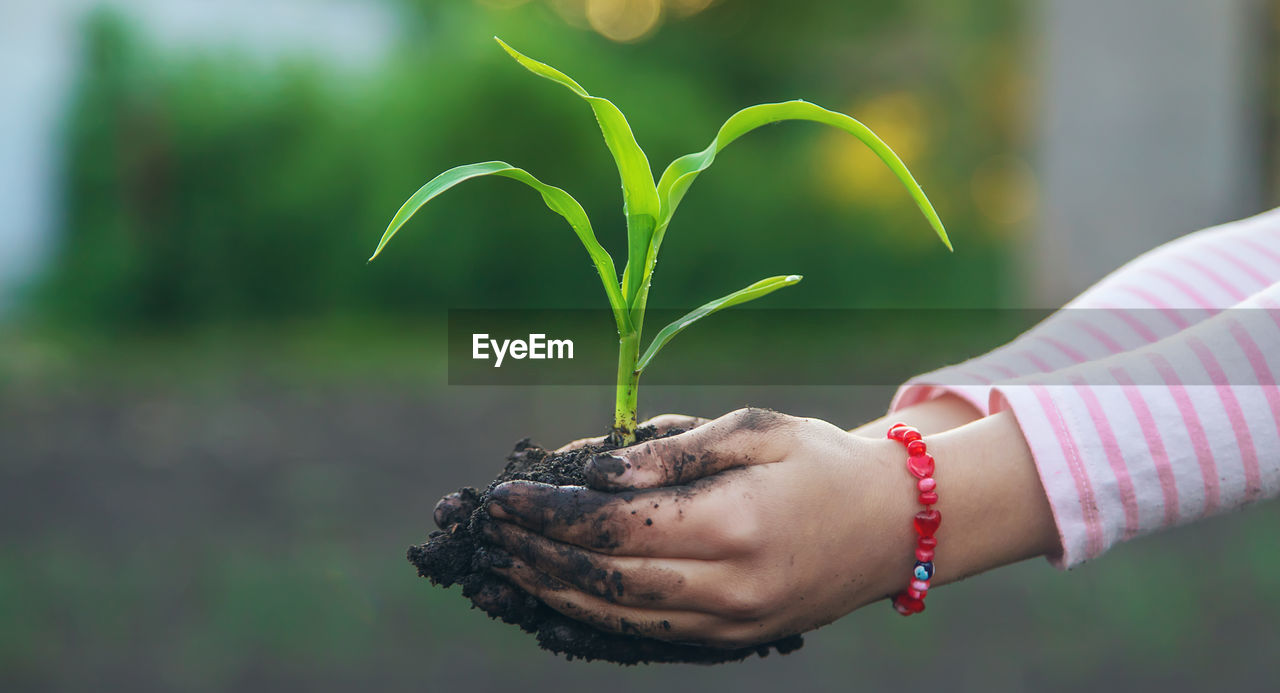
<box><xmin>430</xmin><ymin>414</ymin><xmax>708</xmax><ymax>530</ymax></box>
<box><xmin>476</xmin><ymin>408</ymin><xmax>1059</xmax><ymax>648</ymax></box>
<box><xmin>553</xmin><ymin>413</ymin><xmax>710</xmax><ymax>453</ymax></box>
<box><xmin>477</xmin><ymin>408</ymin><xmax>904</xmax><ymax>648</ymax></box>
<box><xmin>430</xmin><ymin>393</ymin><xmax>976</xmax><ymax>531</ymax></box>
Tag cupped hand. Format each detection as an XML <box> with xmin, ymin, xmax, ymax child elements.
<box><xmin>429</xmin><ymin>413</ymin><xmax>712</xmax><ymax>620</ymax></box>
<box><xmin>430</xmin><ymin>414</ymin><xmax>709</xmax><ymax>530</ymax></box>
<box><xmin>553</xmin><ymin>413</ymin><xmax>710</xmax><ymax>452</ymax></box>
<box><xmin>475</xmin><ymin>408</ymin><xmax>917</xmax><ymax>649</ymax></box>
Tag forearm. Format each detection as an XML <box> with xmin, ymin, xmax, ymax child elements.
<box><xmin>846</xmin><ymin>411</ymin><xmax>1058</xmax><ymax>614</ymax></box>
<box><xmin>923</xmin><ymin>411</ymin><xmax>1060</xmax><ymax>584</ymax></box>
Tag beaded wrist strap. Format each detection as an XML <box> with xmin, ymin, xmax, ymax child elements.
<box><xmin>887</xmin><ymin>422</ymin><xmax>940</xmax><ymax>616</ymax></box>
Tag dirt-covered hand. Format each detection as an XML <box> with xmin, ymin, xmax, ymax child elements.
<box><xmin>431</xmin><ymin>414</ymin><xmax>709</xmax><ymax>532</ymax></box>
<box><xmin>477</xmin><ymin>408</ymin><xmax>1058</xmax><ymax>649</ymax></box>
<box><xmin>476</xmin><ymin>408</ymin><xmax>921</xmax><ymax>648</ymax></box>
<box><xmin>553</xmin><ymin>413</ymin><xmax>710</xmax><ymax>453</ymax></box>
<box><xmin>429</xmin><ymin>413</ymin><xmax>710</xmax><ymax>622</ymax></box>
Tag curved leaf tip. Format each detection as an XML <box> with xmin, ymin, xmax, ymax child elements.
<box><xmin>651</xmin><ymin>100</ymin><xmax>953</xmax><ymax>264</ymax></box>
<box><xmin>634</xmin><ymin>273</ymin><xmax>803</xmax><ymax>373</ymax></box>
<box><xmin>366</xmin><ymin>161</ymin><xmax>630</xmax><ymax>333</ymax></box>
<box><xmin>492</xmin><ymin>37</ymin><xmax>590</xmax><ymax>98</ymax></box>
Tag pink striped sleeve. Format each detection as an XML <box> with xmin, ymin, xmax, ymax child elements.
<box><xmin>990</xmin><ymin>283</ymin><xmax>1280</xmax><ymax>568</ymax></box>
<box><xmin>891</xmin><ymin>207</ymin><xmax>1280</xmax><ymax>415</ymax></box>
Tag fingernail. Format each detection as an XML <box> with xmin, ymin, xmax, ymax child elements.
<box><xmin>486</xmin><ymin>483</ymin><xmax>519</xmax><ymax>518</ymax></box>
<box><xmin>589</xmin><ymin>453</ymin><xmax>629</xmax><ymax>478</ymax></box>
<box><xmin>486</xmin><ymin>500</ymin><xmax>512</xmax><ymax>520</ymax></box>
<box><xmin>433</xmin><ymin>490</ymin><xmax>478</xmax><ymax>529</ymax></box>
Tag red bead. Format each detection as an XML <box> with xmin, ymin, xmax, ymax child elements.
<box><xmin>892</xmin><ymin>592</ymin><xmax>925</xmax><ymax>615</ymax></box>
<box><xmin>888</xmin><ymin>424</ymin><xmax>943</xmax><ymax>616</ymax></box>
<box><xmin>913</xmin><ymin>509</ymin><xmax>942</xmax><ymax>537</ymax></box>
<box><xmin>907</xmin><ymin>454</ymin><xmax>935</xmax><ymax>479</ymax></box>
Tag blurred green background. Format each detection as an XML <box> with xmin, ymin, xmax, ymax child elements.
<box><xmin>32</xmin><ymin>1</ymin><xmax>1019</xmax><ymax>329</ymax></box>
<box><xmin>2</xmin><ymin>0</ymin><xmax>1279</xmax><ymax>690</ymax></box>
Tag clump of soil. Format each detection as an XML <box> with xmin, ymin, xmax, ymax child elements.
<box><xmin>406</xmin><ymin>425</ymin><xmax>804</xmax><ymax>664</ymax></box>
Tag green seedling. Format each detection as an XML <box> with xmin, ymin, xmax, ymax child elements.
<box><xmin>371</xmin><ymin>38</ymin><xmax>951</xmax><ymax>444</ymax></box>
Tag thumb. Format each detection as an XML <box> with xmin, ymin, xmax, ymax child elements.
<box><xmin>554</xmin><ymin>413</ymin><xmax>708</xmax><ymax>453</ymax></box>
<box><xmin>584</xmin><ymin>407</ymin><xmax>796</xmax><ymax>490</ymax></box>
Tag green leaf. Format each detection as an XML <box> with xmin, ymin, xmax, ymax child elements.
<box><xmin>369</xmin><ymin>161</ymin><xmax>629</xmax><ymax>332</ymax></box>
<box><xmin>635</xmin><ymin>274</ymin><xmax>803</xmax><ymax>373</ymax></box>
<box><xmin>626</xmin><ymin>101</ymin><xmax>950</xmax><ymax>334</ymax></box>
<box><xmin>658</xmin><ymin>100</ymin><xmax>950</xmax><ymax>247</ymax></box>
<box><xmin>638</xmin><ymin>100</ymin><xmax>952</xmax><ymax>305</ymax></box>
<box><xmin>494</xmin><ymin>38</ymin><xmax>660</xmax><ymax>304</ymax></box>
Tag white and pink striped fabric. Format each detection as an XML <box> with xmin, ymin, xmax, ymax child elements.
<box><xmin>892</xmin><ymin>207</ymin><xmax>1280</xmax><ymax>568</ymax></box>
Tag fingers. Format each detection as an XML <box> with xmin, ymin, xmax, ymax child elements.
<box><xmin>642</xmin><ymin>413</ymin><xmax>711</xmax><ymax>434</ymax></box>
<box><xmin>488</xmin><ymin>555</ymin><xmax>733</xmax><ymax>645</ymax></box>
<box><xmin>480</xmin><ymin>519</ymin><xmax>720</xmax><ymax>611</ymax></box>
<box><xmin>555</xmin><ymin>414</ymin><xmax>709</xmax><ymax>453</ymax></box>
<box><xmin>434</xmin><ymin>488</ymin><xmax>480</xmax><ymax>529</ymax></box>
<box><xmin>465</xmin><ymin>578</ymin><xmax>524</xmax><ymax>618</ymax></box>
<box><xmin>487</xmin><ymin>476</ymin><xmax>759</xmax><ymax>559</ymax></box>
<box><xmin>584</xmin><ymin>407</ymin><xmax>797</xmax><ymax>490</ymax></box>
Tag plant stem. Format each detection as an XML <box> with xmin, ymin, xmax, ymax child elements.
<box><xmin>612</xmin><ymin>330</ymin><xmax>640</xmax><ymax>445</ymax></box>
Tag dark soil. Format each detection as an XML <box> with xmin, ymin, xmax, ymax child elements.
<box><xmin>406</xmin><ymin>425</ymin><xmax>804</xmax><ymax>664</ymax></box>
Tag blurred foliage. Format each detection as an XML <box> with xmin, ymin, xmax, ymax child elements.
<box><xmin>36</xmin><ymin>0</ymin><xmax>1028</xmax><ymax>331</ymax></box>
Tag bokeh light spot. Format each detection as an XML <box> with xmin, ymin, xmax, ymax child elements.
<box><xmin>587</xmin><ymin>0</ymin><xmax>663</xmax><ymax>43</ymax></box>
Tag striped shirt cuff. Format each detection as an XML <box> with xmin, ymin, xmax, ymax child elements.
<box><xmin>890</xmin><ymin>376</ymin><xmax>994</xmax><ymax>416</ymax></box>
<box><xmin>989</xmin><ymin>385</ymin><xmax>1099</xmax><ymax>569</ymax></box>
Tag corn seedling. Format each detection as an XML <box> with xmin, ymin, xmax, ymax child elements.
<box><xmin>370</xmin><ymin>38</ymin><xmax>952</xmax><ymax>444</ymax></box>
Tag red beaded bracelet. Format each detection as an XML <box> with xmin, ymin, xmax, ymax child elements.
<box><xmin>887</xmin><ymin>422</ymin><xmax>939</xmax><ymax>616</ymax></box>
